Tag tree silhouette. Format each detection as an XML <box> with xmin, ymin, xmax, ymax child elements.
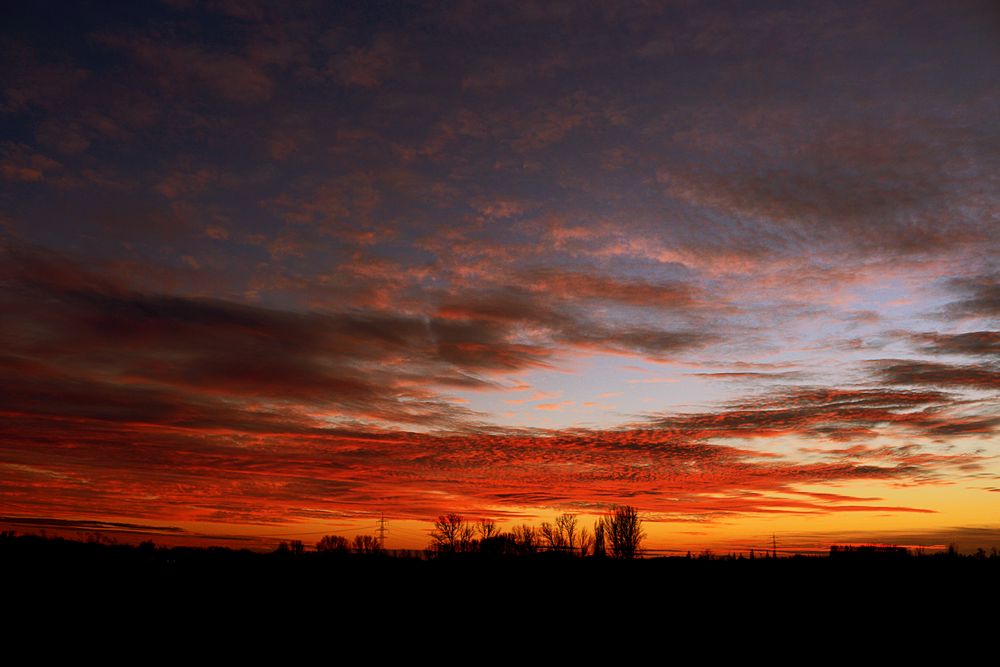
<box><xmin>316</xmin><ymin>534</ymin><xmax>349</xmax><ymax>554</ymax></box>
<box><xmin>592</xmin><ymin>519</ymin><xmax>606</xmax><ymax>558</ymax></box>
<box><xmin>352</xmin><ymin>534</ymin><xmax>382</xmax><ymax>554</ymax></box>
<box><xmin>476</xmin><ymin>518</ymin><xmax>512</xmax><ymax>555</ymax></box>
<box><xmin>430</xmin><ymin>513</ymin><xmax>474</xmax><ymax>554</ymax></box>
<box><xmin>476</xmin><ymin>518</ymin><xmax>499</xmax><ymax>541</ymax></box>
<box><xmin>556</xmin><ymin>513</ymin><xmax>578</xmax><ymax>551</ymax></box>
<box><xmin>540</xmin><ymin>513</ymin><xmax>579</xmax><ymax>553</ymax></box>
<box><xmin>273</xmin><ymin>540</ymin><xmax>302</xmax><ymax>557</ymax></box>
<box><xmin>539</xmin><ymin>521</ymin><xmax>561</xmax><ymax>550</ymax></box>
<box><xmin>604</xmin><ymin>505</ymin><xmax>645</xmax><ymax>559</ymax></box>
<box><xmin>579</xmin><ymin>527</ymin><xmax>593</xmax><ymax>557</ymax></box>
<box><xmin>510</xmin><ymin>524</ymin><xmax>537</xmax><ymax>555</ymax></box>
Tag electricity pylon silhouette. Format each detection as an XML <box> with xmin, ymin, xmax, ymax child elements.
<box><xmin>376</xmin><ymin>512</ymin><xmax>389</xmax><ymax>549</ymax></box>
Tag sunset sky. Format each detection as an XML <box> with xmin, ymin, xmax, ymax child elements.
<box><xmin>2</xmin><ymin>0</ymin><xmax>998</xmax><ymax>554</ymax></box>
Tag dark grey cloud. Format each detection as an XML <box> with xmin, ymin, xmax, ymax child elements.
<box><xmin>0</xmin><ymin>242</ymin><xmax>722</xmax><ymax>432</ymax></box>
<box><xmin>945</xmin><ymin>275</ymin><xmax>1000</xmax><ymax>320</ymax></box>
<box><xmin>643</xmin><ymin>387</ymin><xmax>996</xmax><ymax>441</ymax></box>
<box><xmin>0</xmin><ymin>516</ymin><xmax>185</xmax><ymax>533</ymax></box>
<box><xmin>911</xmin><ymin>331</ymin><xmax>1000</xmax><ymax>358</ymax></box>
<box><xmin>871</xmin><ymin>359</ymin><xmax>1000</xmax><ymax>391</ymax></box>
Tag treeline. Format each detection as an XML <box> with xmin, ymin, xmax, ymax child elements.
<box><xmin>829</xmin><ymin>544</ymin><xmax>1000</xmax><ymax>559</ymax></box>
<box><xmin>302</xmin><ymin>504</ymin><xmax>646</xmax><ymax>559</ymax></box>
<box><xmin>5</xmin><ymin>523</ymin><xmax>1000</xmax><ymax>564</ymax></box>
<box><xmin>278</xmin><ymin>533</ymin><xmax>383</xmax><ymax>557</ymax></box>
<box><xmin>420</xmin><ymin>505</ymin><xmax>645</xmax><ymax>558</ymax></box>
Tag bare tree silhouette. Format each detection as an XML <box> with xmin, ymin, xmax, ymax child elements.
<box><xmin>510</xmin><ymin>524</ymin><xmax>537</xmax><ymax>555</ymax></box>
<box><xmin>430</xmin><ymin>513</ymin><xmax>474</xmax><ymax>554</ymax></box>
<box><xmin>539</xmin><ymin>520</ymin><xmax>561</xmax><ymax>550</ymax></box>
<box><xmin>274</xmin><ymin>539</ymin><xmax>304</xmax><ymax>556</ymax></box>
<box><xmin>476</xmin><ymin>518</ymin><xmax>499</xmax><ymax>541</ymax></box>
<box><xmin>604</xmin><ymin>505</ymin><xmax>645</xmax><ymax>559</ymax></box>
<box><xmin>316</xmin><ymin>535</ymin><xmax>349</xmax><ymax>553</ymax></box>
<box><xmin>556</xmin><ymin>513</ymin><xmax>578</xmax><ymax>551</ymax></box>
<box><xmin>579</xmin><ymin>526</ymin><xmax>593</xmax><ymax>557</ymax></box>
<box><xmin>352</xmin><ymin>534</ymin><xmax>382</xmax><ymax>554</ymax></box>
<box><xmin>541</xmin><ymin>513</ymin><xmax>580</xmax><ymax>553</ymax></box>
<box><xmin>592</xmin><ymin>519</ymin><xmax>606</xmax><ymax>558</ymax></box>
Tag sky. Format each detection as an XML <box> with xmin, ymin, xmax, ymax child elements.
<box><xmin>1</xmin><ymin>0</ymin><xmax>998</xmax><ymax>554</ymax></box>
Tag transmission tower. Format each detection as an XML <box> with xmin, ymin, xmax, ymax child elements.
<box><xmin>376</xmin><ymin>512</ymin><xmax>389</xmax><ymax>549</ymax></box>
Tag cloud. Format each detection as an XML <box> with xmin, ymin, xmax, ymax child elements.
<box><xmin>0</xmin><ymin>516</ymin><xmax>185</xmax><ymax>533</ymax></box>
<box><xmin>2</xmin><ymin>238</ymin><xmax>732</xmax><ymax>419</ymax></box>
<box><xmin>910</xmin><ymin>331</ymin><xmax>1000</xmax><ymax>357</ymax></box>
<box><xmin>523</xmin><ymin>269</ymin><xmax>701</xmax><ymax>309</ymax></box>
<box><xmin>944</xmin><ymin>275</ymin><xmax>1000</xmax><ymax>319</ymax></box>
<box><xmin>642</xmin><ymin>387</ymin><xmax>998</xmax><ymax>441</ymax></box>
<box><xmin>871</xmin><ymin>359</ymin><xmax>1000</xmax><ymax>391</ymax></box>
<box><xmin>0</xmin><ymin>245</ymin><xmax>990</xmax><ymax>534</ymax></box>
<box><xmin>0</xmin><ymin>241</ymin><xmax>723</xmax><ymax>437</ymax></box>
<box><xmin>331</xmin><ymin>34</ymin><xmax>397</xmax><ymax>88</ymax></box>
<box><xmin>0</xmin><ymin>142</ymin><xmax>61</xmax><ymax>182</ymax></box>
<box><xmin>96</xmin><ymin>34</ymin><xmax>275</xmax><ymax>104</ymax></box>
<box><xmin>0</xmin><ymin>242</ymin><xmax>500</xmax><ymax>430</ymax></box>
<box><xmin>778</xmin><ymin>524</ymin><xmax>1000</xmax><ymax>553</ymax></box>
<box><xmin>2</xmin><ymin>391</ymin><xmax>982</xmax><ymax>530</ymax></box>
<box><xmin>659</xmin><ymin>117</ymin><xmax>997</xmax><ymax>260</ymax></box>
<box><xmin>690</xmin><ymin>371</ymin><xmax>803</xmax><ymax>382</ymax></box>
<box><xmin>435</xmin><ymin>283</ymin><xmax>718</xmax><ymax>362</ymax></box>
<box><xmin>535</xmin><ymin>401</ymin><xmax>573</xmax><ymax>411</ymax></box>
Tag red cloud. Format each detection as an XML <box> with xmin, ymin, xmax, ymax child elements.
<box><xmin>2</xmin><ymin>371</ymin><xmax>990</xmax><ymax>540</ymax></box>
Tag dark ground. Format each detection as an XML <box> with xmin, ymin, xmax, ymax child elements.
<box><xmin>3</xmin><ymin>531</ymin><xmax>995</xmax><ymax>652</ymax></box>
<box><xmin>5</xmin><ymin>532</ymin><xmax>997</xmax><ymax>621</ymax></box>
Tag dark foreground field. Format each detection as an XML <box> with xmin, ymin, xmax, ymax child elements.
<box><xmin>5</xmin><ymin>532</ymin><xmax>998</xmax><ymax>620</ymax></box>
<box><xmin>5</xmin><ymin>539</ymin><xmax>996</xmax><ymax>656</ymax></box>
